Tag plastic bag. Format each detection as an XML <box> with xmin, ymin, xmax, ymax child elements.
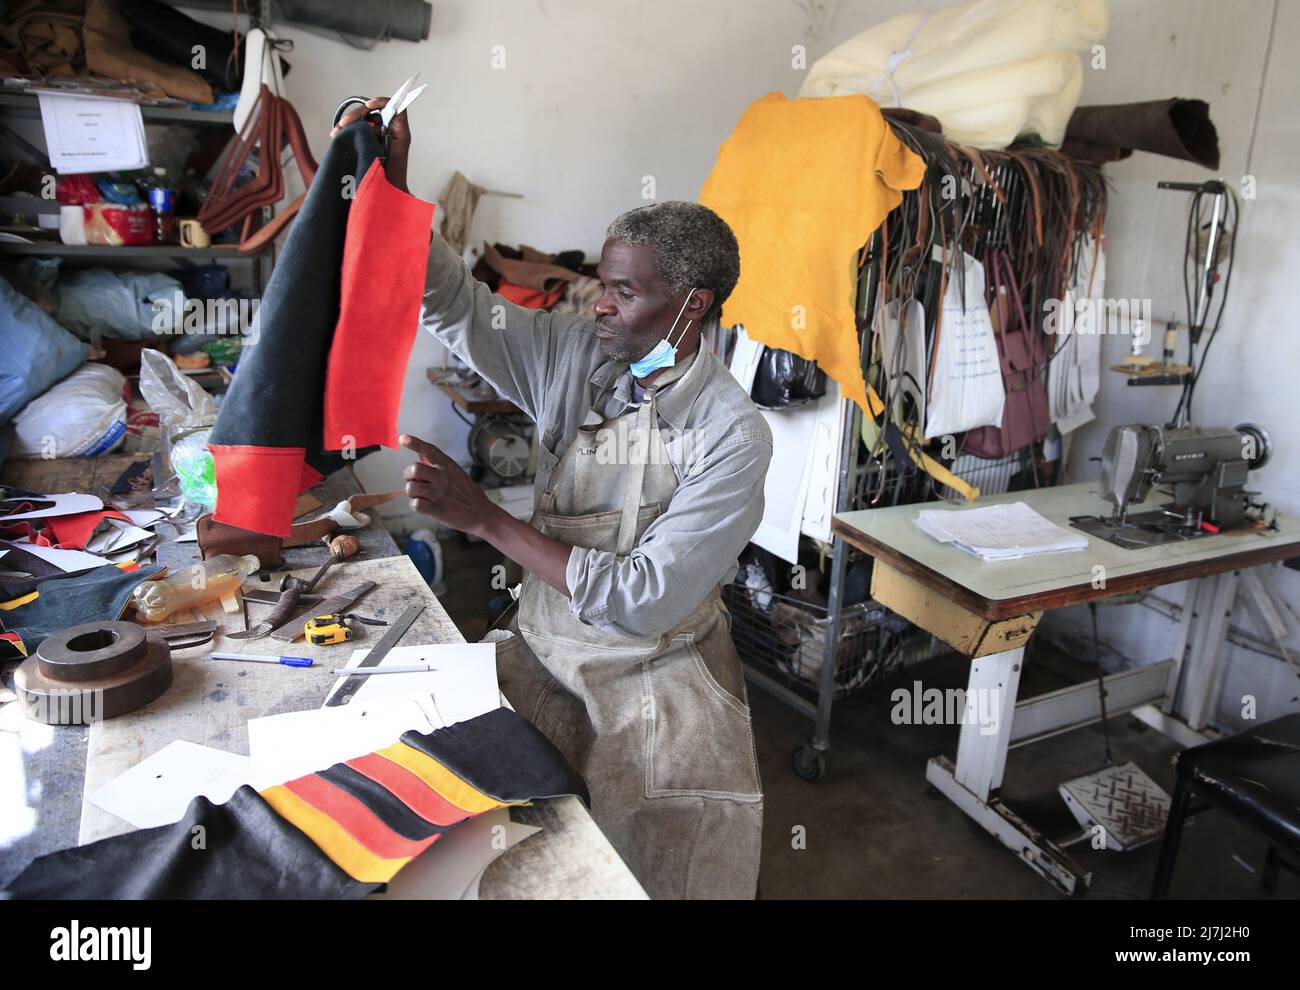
<box><xmin>139</xmin><ymin>348</ymin><xmax>216</xmax><ymax>431</ymax></box>
<box><xmin>139</xmin><ymin>349</ymin><xmax>218</xmax><ymax>508</ymax></box>
<box><xmin>56</xmin><ymin>269</ymin><xmax>186</xmax><ymax>341</ymax></box>
<box><xmin>0</xmin><ymin>274</ymin><xmax>87</xmax><ymax>425</ymax></box>
<box><xmin>84</xmin><ymin>203</ymin><xmax>153</xmax><ymax>246</ymax></box>
<box><xmin>10</xmin><ymin>363</ymin><xmax>127</xmax><ymax>459</ymax></box>
<box><xmin>924</xmin><ymin>251</ymin><xmax>1005</xmax><ymax>439</ymax></box>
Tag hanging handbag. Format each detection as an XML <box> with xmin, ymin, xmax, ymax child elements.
<box><xmin>750</xmin><ymin>346</ymin><xmax>827</xmax><ymax>409</ymax></box>
<box><xmin>963</xmin><ymin>249</ymin><xmax>1051</xmax><ymax>459</ymax></box>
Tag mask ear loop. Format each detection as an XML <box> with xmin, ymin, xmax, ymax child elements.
<box><xmin>667</xmin><ymin>288</ymin><xmax>698</xmax><ymax>348</ymax></box>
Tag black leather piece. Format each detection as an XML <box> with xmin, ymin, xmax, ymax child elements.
<box><xmin>1063</xmin><ymin>99</ymin><xmax>1220</xmax><ymax>170</ymax></box>
<box><xmin>208</xmin><ymin>121</ymin><xmax>383</xmax><ymax>482</ymax></box>
<box><xmin>401</xmin><ymin>706</ymin><xmax>591</xmax><ymax>808</ymax></box>
<box><xmin>6</xmin><ymin>787</ymin><xmax>378</xmax><ymax>900</ymax></box>
<box><xmin>317</xmin><ymin>764</ymin><xmax>446</xmax><ymax>841</ymax></box>
<box><xmin>751</xmin><ymin>347</ymin><xmax>827</xmax><ymax>409</ymax></box>
<box><xmin>1177</xmin><ymin>714</ymin><xmax>1300</xmax><ymax>850</ymax></box>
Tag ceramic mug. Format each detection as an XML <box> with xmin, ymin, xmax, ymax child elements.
<box><xmin>178</xmin><ymin>218</ymin><xmax>211</xmax><ymax>248</ymax></box>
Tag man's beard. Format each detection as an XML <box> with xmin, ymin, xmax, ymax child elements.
<box><xmin>597</xmin><ymin>325</ymin><xmax>656</xmax><ymax>364</ymax></box>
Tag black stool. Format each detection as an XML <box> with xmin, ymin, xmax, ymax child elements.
<box><xmin>1151</xmin><ymin>713</ymin><xmax>1300</xmax><ymax>898</ymax></box>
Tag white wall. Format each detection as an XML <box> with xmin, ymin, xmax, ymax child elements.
<box><xmin>189</xmin><ymin>1</ymin><xmax>1299</xmax><ymax>717</ymax></box>
<box><xmin>195</xmin><ymin>0</ymin><xmax>928</xmax><ymax>531</ymax></box>
<box><xmin>1049</xmin><ymin>0</ymin><xmax>1300</xmax><ymax>729</ymax></box>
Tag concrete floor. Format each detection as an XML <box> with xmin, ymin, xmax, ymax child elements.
<box><xmin>435</xmin><ymin>536</ymin><xmax>1297</xmax><ymax>900</ymax></box>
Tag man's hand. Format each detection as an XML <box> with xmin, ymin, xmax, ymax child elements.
<box><xmin>329</xmin><ymin>96</ymin><xmax>412</xmax><ymax>195</ymax></box>
<box><xmin>401</xmin><ymin>434</ymin><xmax>496</xmax><ymax>536</ymax></box>
<box><xmin>402</xmin><ymin>434</ymin><xmax>575</xmax><ymax>599</ymax></box>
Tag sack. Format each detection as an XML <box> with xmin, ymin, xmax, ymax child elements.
<box><xmin>964</xmin><ymin>249</ymin><xmax>1051</xmax><ymax>458</ymax></box>
<box><xmin>924</xmin><ymin>251</ymin><xmax>1004</xmax><ymax>439</ymax></box>
<box><xmin>0</xmin><ymin>274</ymin><xmax>87</xmax><ymax>425</ymax></box>
<box><xmin>751</xmin><ymin>347</ymin><xmax>827</xmax><ymax>409</ymax></box>
<box><xmin>56</xmin><ymin>268</ymin><xmax>185</xmax><ymax>341</ymax></box>
<box><xmin>11</xmin><ymin>363</ymin><xmax>127</xmax><ymax>459</ymax></box>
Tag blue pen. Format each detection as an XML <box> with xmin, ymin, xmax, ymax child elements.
<box><xmin>210</xmin><ymin>651</ymin><xmax>314</xmax><ymax>668</ymax></box>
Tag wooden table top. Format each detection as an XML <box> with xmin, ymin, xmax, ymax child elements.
<box><xmin>834</xmin><ymin>482</ymin><xmax>1300</xmax><ymax>620</ymax></box>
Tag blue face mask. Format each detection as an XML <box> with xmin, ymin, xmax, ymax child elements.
<box><xmin>628</xmin><ymin>288</ymin><xmax>697</xmax><ymax>379</ymax></box>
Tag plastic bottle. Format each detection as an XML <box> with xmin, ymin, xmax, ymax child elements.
<box><xmin>144</xmin><ymin>167</ymin><xmax>177</xmax><ymax>244</ymax></box>
<box><xmin>132</xmin><ymin>554</ymin><xmax>260</xmax><ymax>623</ymax></box>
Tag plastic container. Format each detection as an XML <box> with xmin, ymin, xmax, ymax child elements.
<box><xmin>143</xmin><ymin>167</ymin><xmax>177</xmax><ymax>244</ymax></box>
<box><xmin>132</xmin><ymin>553</ymin><xmax>260</xmax><ymax>623</ymax></box>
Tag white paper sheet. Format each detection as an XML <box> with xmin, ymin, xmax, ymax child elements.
<box><xmin>915</xmin><ymin>501</ymin><xmax>1088</xmax><ymax>560</ymax></box>
<box><xmin>798</xmin><ymin>381</ymin><xmax>845</xmax><ymax>543</ymax></box>
<box><xmin>752</xmin><ymin>402</ymin><xmax>819</xmax><ymax>563</ymax></box>
<box><xmin>460</xmin><ymin>819</ymin><xmax>542</xmax><ymax>900</ymax></box>
<box><xmin>36</xmin><ymin>91</ymin><xmax>149</xmax><ymax>174</ymax></box>
<box><xmin>726</xmin><ymin>326</ymin><xmax>765</xmax><ymax>394</ymax></box>
<box><xmin>322</xmin><ymin>642</ymin><xmax>500</xmax><ymax>726</ymax></box>
<box><xmin>86</xmin><ymin>740</ymin><xmax>253</xmax><ymax>830</ymax></box>
<box><xmin>84</xmin><ymin>519</ymin><xmax>155</xmax><ymax>555</ymax></box>
<box><xmin>371</xmin><ymin>809</ymin><xmax>541</xmax><ymax>901</ymax></box>
<box><xmin>247</xmin><ymin>693</ymin><xmax>443</xmax><ymax>790</ymax></box>
<box><xmin>0</xmin><ymin>492</ymin><xmax>102</xmax><ymax>520</ymax></box>
<box><xmin>124</xmin><ymin>509</ymin><xmax>167</xmax><ymax>528</ymax></box>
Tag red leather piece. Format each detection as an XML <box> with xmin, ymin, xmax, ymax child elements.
<box><xmin>345</xmin><ymin>751</ymin><xmax>472</xmax><ymax>827</ymax></box>
<box><xmin>43</xmin><ymin>510</ymin><xmax>133</xmax><ymax>550</ymax></box>
<box><xmin>322</xmin><ymin>161</ymin><xmax>436</xmax><ymax>452</ymax></box>
<box><xmin>209</xmin><ymin>444</ymin><xmax>307</xmax><ymax>538</ymax></box>
<box><xmin>283</xmin><ymin>773</ymin><xmax>440</xmax><ymax>860</ymax></box>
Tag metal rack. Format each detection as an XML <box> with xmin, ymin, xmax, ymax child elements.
<box><xmin>732</xmin><ymin>248</ymin><xmax>1058</xmax><ymax>781</ymax></box>
<box><xmin>735</xmin><ymin>237</ymin><xmax>900</xmax><ymax>781</ymax></box>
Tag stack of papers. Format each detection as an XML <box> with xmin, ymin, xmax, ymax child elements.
<box><xmin>915</xmin><ymin>501</ymin><xmax>1088</xmax><ymax>561</ymax></box>
<box><xmin>36</xmin><ymin>91</ymin><xmax>149</xmax><ymax>174</ymax></box>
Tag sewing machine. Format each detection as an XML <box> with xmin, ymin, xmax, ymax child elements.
<box><xmin>1070</xmin><ymin>423</ymin><xmax>1271</xmax><ymax>548</ymax></box>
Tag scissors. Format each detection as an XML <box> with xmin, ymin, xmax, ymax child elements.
<box><xmin>332</xmin><ymin>72</ymin><xmax>428</xmax><ymax>159</ymax></box>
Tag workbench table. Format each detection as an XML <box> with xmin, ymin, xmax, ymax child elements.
<box><xmin>833</xmin><ymin>481</ymin><xmax>1300</xmax><ymax>895</ymax></box>
<box><xmin>1</xmin><ymin>456</ymin><xmax>644</xmax><ymax>899</ymax></box>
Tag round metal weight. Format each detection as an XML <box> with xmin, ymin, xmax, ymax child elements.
<box><xmin>15</xmin><ymin>621</ymin><xmax>172</xmax><ymax>725</ymax></box>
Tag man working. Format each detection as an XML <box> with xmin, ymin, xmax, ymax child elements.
<box><xmin>334</xmin><ymin>100</ymin><xmax>771</xmax><ymax>899</ymax></box>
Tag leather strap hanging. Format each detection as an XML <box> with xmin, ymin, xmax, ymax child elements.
<box><xmin>197</xmin><ymin>86</ymin><xmax>319</xmax><ymax>248</ymax></box>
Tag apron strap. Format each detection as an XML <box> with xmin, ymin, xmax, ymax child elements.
<box><xmin>613</xmin><ymin>351</ymin><xmax>695</xmax><ymax>555</ymax></box>
<box><xmin>616</xmin><ymin>391</ymin><xmax>653</xmax><ymax>555</ymax></box>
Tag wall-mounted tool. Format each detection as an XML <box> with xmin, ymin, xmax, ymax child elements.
<box><xmin>1120</xmin><ymin>181</ymin><xmax>1238</xmax><ymax>429</ymax></box>
<box><xmin>1071</xmin><ymin>422</ymin><xmax>1271</xmax><ymax>548</ymax></box>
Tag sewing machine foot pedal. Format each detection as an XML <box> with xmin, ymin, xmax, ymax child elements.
<box><xmin>1059</xmin><ymin>761</ymin><xmax>1171</xmax><ymax>851</ymax></box>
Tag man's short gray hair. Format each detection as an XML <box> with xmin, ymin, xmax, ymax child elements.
<box><xmin>605</xmin><ymin>201</ymin><xmax>740</xmax><ymax>318</ymax></box>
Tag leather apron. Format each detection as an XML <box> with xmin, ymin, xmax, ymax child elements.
<box><xmin>490</xmin><ymin>351</ymin><xmax>763</xmax><ymax>899</ymax></box>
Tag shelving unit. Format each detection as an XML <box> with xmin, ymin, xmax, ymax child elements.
<box><xmin>0</xmin><ymin>242</ymin><xmax>268</xmax><ymax>259</ymax></box>
<box><xmin>0</xmin><ymin>80</ymin><xmax>275</xmax><ymax>296</ymax></box>
<box><xmin>0</xmin><ymin>91</ymin><xmax>235</xmax><ymax>127</ymax></box>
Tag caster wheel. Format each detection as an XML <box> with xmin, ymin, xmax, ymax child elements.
<box><xmin>793</xmin><ymin>744</ymin><xmax>826</xmax><ymax>782</ymax></box>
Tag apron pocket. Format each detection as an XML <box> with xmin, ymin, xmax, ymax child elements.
<box><xmin>642</xmin><ymin>637</ymin><xmax>763</xmax><ymax>802</ymax></box>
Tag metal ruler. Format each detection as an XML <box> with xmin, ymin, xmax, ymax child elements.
<box><xmin>324</xmin><ymin>603</ymin><xmax>424</xmax><ymax>707</ymax></box>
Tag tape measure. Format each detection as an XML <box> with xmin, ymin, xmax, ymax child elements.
<box><xmin>304</xmin><ymin>613</ymin><xmax>355</xmax><ymax>646</ymax></box>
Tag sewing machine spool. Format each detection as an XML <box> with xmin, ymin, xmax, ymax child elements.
<box><xmin>14</xmin><ymin>621</ymin><xmax>172</xmax><ymax>725</ymax></box>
